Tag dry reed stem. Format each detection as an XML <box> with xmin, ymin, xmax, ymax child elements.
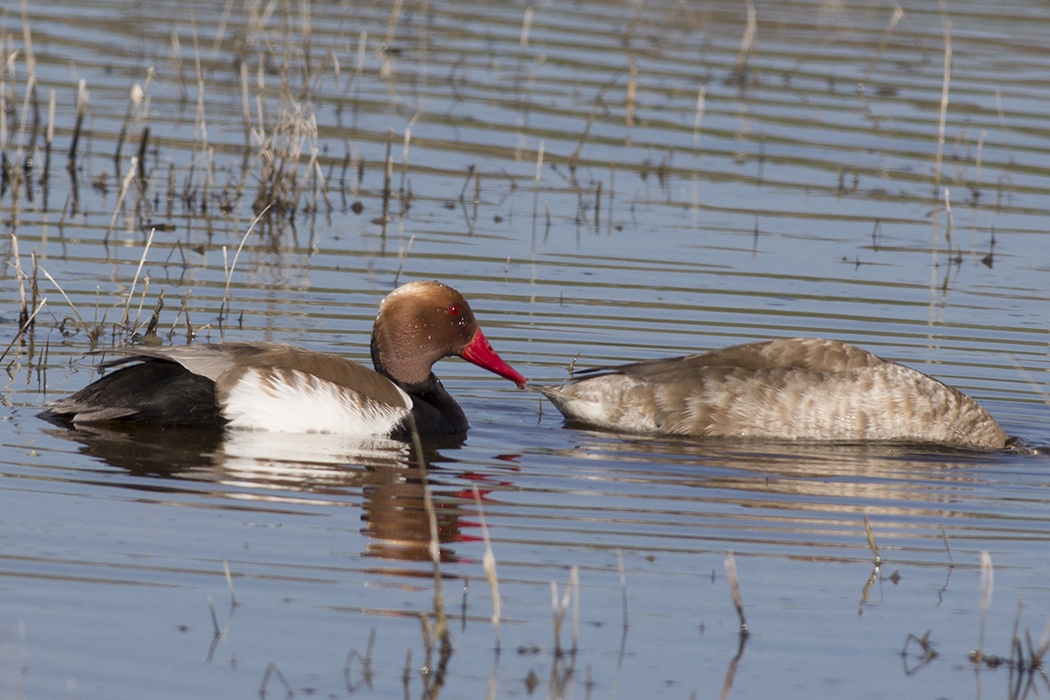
<box><xmin>471</xmin><ymin>485</ymin><xmax>502</xmax><ymax>652</ymax></box>
<box><xmin>520</xmin><ymin>7</ymin><xmax>533</xmax><ymax>49</ymax></box>
<box><xmin>863</xmin><ymin>514</ymin><xmax>881</xmax><ymax>566</ymax></box>
<box><xmin>0</xmin><ymin>82</ymin><xmax>7</xmax><ymax>164</ymax></box>
<box><xmin>393</xmin><ymin>234</ymin><xmax>415</xmax><ymax>287</ymax></box>
<box><xmin>976</xmin><ymin>550</ymin><xmax>993</xmax><ymax>662</ymax></box>
<box><xmin>1007</xmin><ymin>357</ymin><xmax>1050</xmax><ymax>413</ymax></box>
<box><xmin>693</xmin><ymin>86</ymin><xmax>707</xmax><ymax>147</ymax></box>
<box><xmin>239</xmin><ymin>62</ymin><xmax>251</xmax><ymax>150</ymax></box>
<box><xmin>383</xmin><ymin>0</ymin><xmax>405</xmax><ymax>47</ymax></box>
<box><xmin>190</xmin><ymin>8</ymin><xmax>208</xmax><ymax>152</ymax></box>
<box><xmin>113</xmin><ymin>84</ymin><xmax>144</xmax><ymax>175</ymax></box>
<box><xmin>933</xmin><ymin>16</ymin><xmax>951</xmax><ymax>197</ymax></box>
<box><xmin>733</xmin><ymin>0</ymin><xmax>757</xmax><ymax>83</ymax></box>
<box><xmin>38</xmin><ymin>265</ymin><xmax>90</xmax><ymax>339</ymax></box>
<box><xmin>170</xmin><ymin>291</ymin><xmax>191</xmax><ymax>339</ymax></box>
<box><xmin>211</xmin><ymin>0</ymin><xmax>235</xmax><ymax>56</ymax></box>
<box><xmin>354</xmin><ymin>30</ymin><xmax>367</xmax><ymax>92</ymax></box>
<box><xmin>310</xmin><ymin>153</ymin><xmax>333</xmax><ymax>216</ymax></box>
<box><xmin>943</xmin><ymin>187</ymin><xmax>957</xmax><ymax>257</ymax></box>
<box><xmin>972</xmin><ymin>129</ymin><xmax>987</xmax><ymax>200</ymax></box>
<box><xmin>570</xmin><ymin>77</ymin><xmax>617</xmax><ymax>169</ymax></box>
<box><xmin>863</xmin><ymin>2</ymin><xmax>904</xmax><ymax>81</ymax></box>
<box><xmin>11</xmin><ymin>234</ymin><xmax>28</xmax><ymax>322</ymax></box>
<box><xmin>530</xmin><ymin>141</ymin><xmax>545</xmax><ymax>248</ymax></box>
<box><xmin>223</xmin><ymin>559</ymin><xmax>237</xmax><ymax>606</ymax></box>
<box><xmin>457</xmin><ymin>165</ymin><xmax>475</xmax><ymax>201</ymax></box>
<box><xmin>20</xmin><ymin>0</ymin><xmax>35</xmax><ymax>80</ymax></box>
<box><xmin>143</xmin><ymin>289</ymin><xmax>164</xmax><ymax>339</ymax></box>
<box><xmin>254</xmin><ymin>56</ymin><xmax>267</xmax><ymax>142</ymax></box>
<box><xmin>625</xmin><ymin>55</ymin><xmax>637</xmax><ymax>128</ymax></box>
<box><xmin>1038</xmin><ymin>617</ymin><xmax>1050</xmax><ymax>660</ymax></box>
<box><xmin>221</xmin><ymin>204</ymin><xmax>272</xmax><ymax>319</ymax></box>
<box><xmin>136</xmin><ymin>125</ymin><xmax>149</xmax><ymax>183</ymax></box>
<box><xmin>42</xmin><ymin>88</ymin><xmax>54</xmax><ymax>181</ymax></box>
<box><xmin>380</xmin><ymin>128</ymin><xmax>393</xmax><ymax>222</ymax></box>
<box><xmin>105</xmin><ymin>156</ymin><xmax>139</xmax><ymax>240</ymax></box>
<box><xmin>132</xmin><ymin>277</ymin><xmax>150</xmax><ymax>335</ymax></box>
<box><xmin>994</xmin><ymin>89</ymin><xmax>1014</xmax><ymax>164</ymax></box>
<box><xmin>68</xmin><ymin>79</ymin><xmax>88</xmax><ymax>168</ymax></box>
<box><xmin>400</xmin><ymin>110</ymin><xmax>424</xmax><ymax>195</ymax></box>
<box><xmin>14</xmin><ymin>73</ymin><xmax>35</xmax><ymax>203</ymax></box>
<box><xmin>170</xmin><ymin>30</ymin><xmax>186</xmax><ymax>102</ymax></box>
<box><xmin>725</xmin><ymin>551</ymin><xmax>748</xmax><ymax>636</ymax></box>
<box><xmin>486</xmin><ymin>657</ymin><xmax>498</xmax><ymax>700</ymax></box>
<box><xmin>549</xmin><ymin>566</ymin><xmax>579</xmax><ymax>656</ymax></box>
<box><xmin>121</xmin><ymin>225</ymin><xmax>154</xmax><ymax>331</ymax></box>
<box><xmin>29</xmin><ymin>248</ymin><xmax>38</xmax><ymax>328</ymax></box>
<box><xmin>0</xmin><ymin>297</ymin><xmax>46</xmax><ymax>364</ymax></box>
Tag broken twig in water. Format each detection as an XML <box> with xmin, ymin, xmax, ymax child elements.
<box><xmin>863</xmin><ymin>514</ymin><xmax>881</xmax><ymax>566</ymax></box>
<box><xmin>725</xmin><ymin>551</ymin><xmax>748</xmax><ymax>637</ymax></box>
<box><xmin>973</xmin><ymin>550</ymin><xmax>994</xmax><ymax>664</ymax></box>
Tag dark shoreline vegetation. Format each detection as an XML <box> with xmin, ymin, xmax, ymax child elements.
<box><xmin>3</xmin><ymin>0</ymin><xmax>1050</xmax><ymax>697</ymax></box>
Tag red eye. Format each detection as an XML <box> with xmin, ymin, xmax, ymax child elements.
<box><xmin>448</xmin><ymin>304</ymin><xmax>461</xmax><ymax>317</ymax></box>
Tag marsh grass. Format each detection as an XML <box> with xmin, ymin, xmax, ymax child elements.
<box><xmin>0</xmin><ymin>2</ymin><xmax>358</xmax><ymax>364</ymax></box>
<box><xmin>967</xmin><ymin>557</ymin><xmax>1050</xmax><ymax>699</ymax></box>
<box><xmin>899</xmin><ymin>553</ymin><xmax>1050</xmax><ymax>697</ymax></box>
<box><xmin>0</xmin><ymin>1</ymin><xmax>338</xmax><ymax>253</ymax></box>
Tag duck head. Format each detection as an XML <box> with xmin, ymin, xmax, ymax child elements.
<box><xmin>370</xmin><ymin>281</ymin><xmax>527</xmax><ymax>388</ymax></box>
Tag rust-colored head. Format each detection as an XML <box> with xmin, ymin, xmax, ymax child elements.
<box><xmin>370</xmin><ymin>281</ymin><xmax>526</xmax><ymax>388</ymax></box>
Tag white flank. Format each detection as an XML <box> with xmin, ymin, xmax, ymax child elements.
<box><xmin>222</xmin><ymin>368</ymin><xmax>411</xmax><ymax>435</ymax></box>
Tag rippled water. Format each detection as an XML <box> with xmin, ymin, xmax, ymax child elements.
<box><xmin>3</xmin><ymin>0</ymin><xmax>1050</xmax><ymax>697</ymax></box>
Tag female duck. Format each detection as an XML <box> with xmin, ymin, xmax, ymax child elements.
<box><xmin>538</xmin><ymin>337</ymin><xmax>1008</xmax><ymax>448</ymax></box>
<box><xmin>45</xmin><ymin>281</ymin><xmax>527</xmax><ymax>438</ymax></box>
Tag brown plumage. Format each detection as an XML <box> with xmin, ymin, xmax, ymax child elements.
<box><xmin>538</xmin><ymin>338</ymin><xmax>1008</xmax><ymax>448</ymax></box>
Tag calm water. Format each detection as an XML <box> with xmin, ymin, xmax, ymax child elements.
<box><xmin>2</xmin><ymin>0</ymin><xmax>1050</xmax><ymax>697</ymax></box>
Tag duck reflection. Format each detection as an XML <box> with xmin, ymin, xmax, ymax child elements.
<box><xmin>41</xmin><ymin>421</ymin><xmax>476</xmax><ymax>562</ymax></box>
<box><xmin>540</xmin><ymin>426</ymin><xmax>1023</xmax><ymax>519</ymax></box>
